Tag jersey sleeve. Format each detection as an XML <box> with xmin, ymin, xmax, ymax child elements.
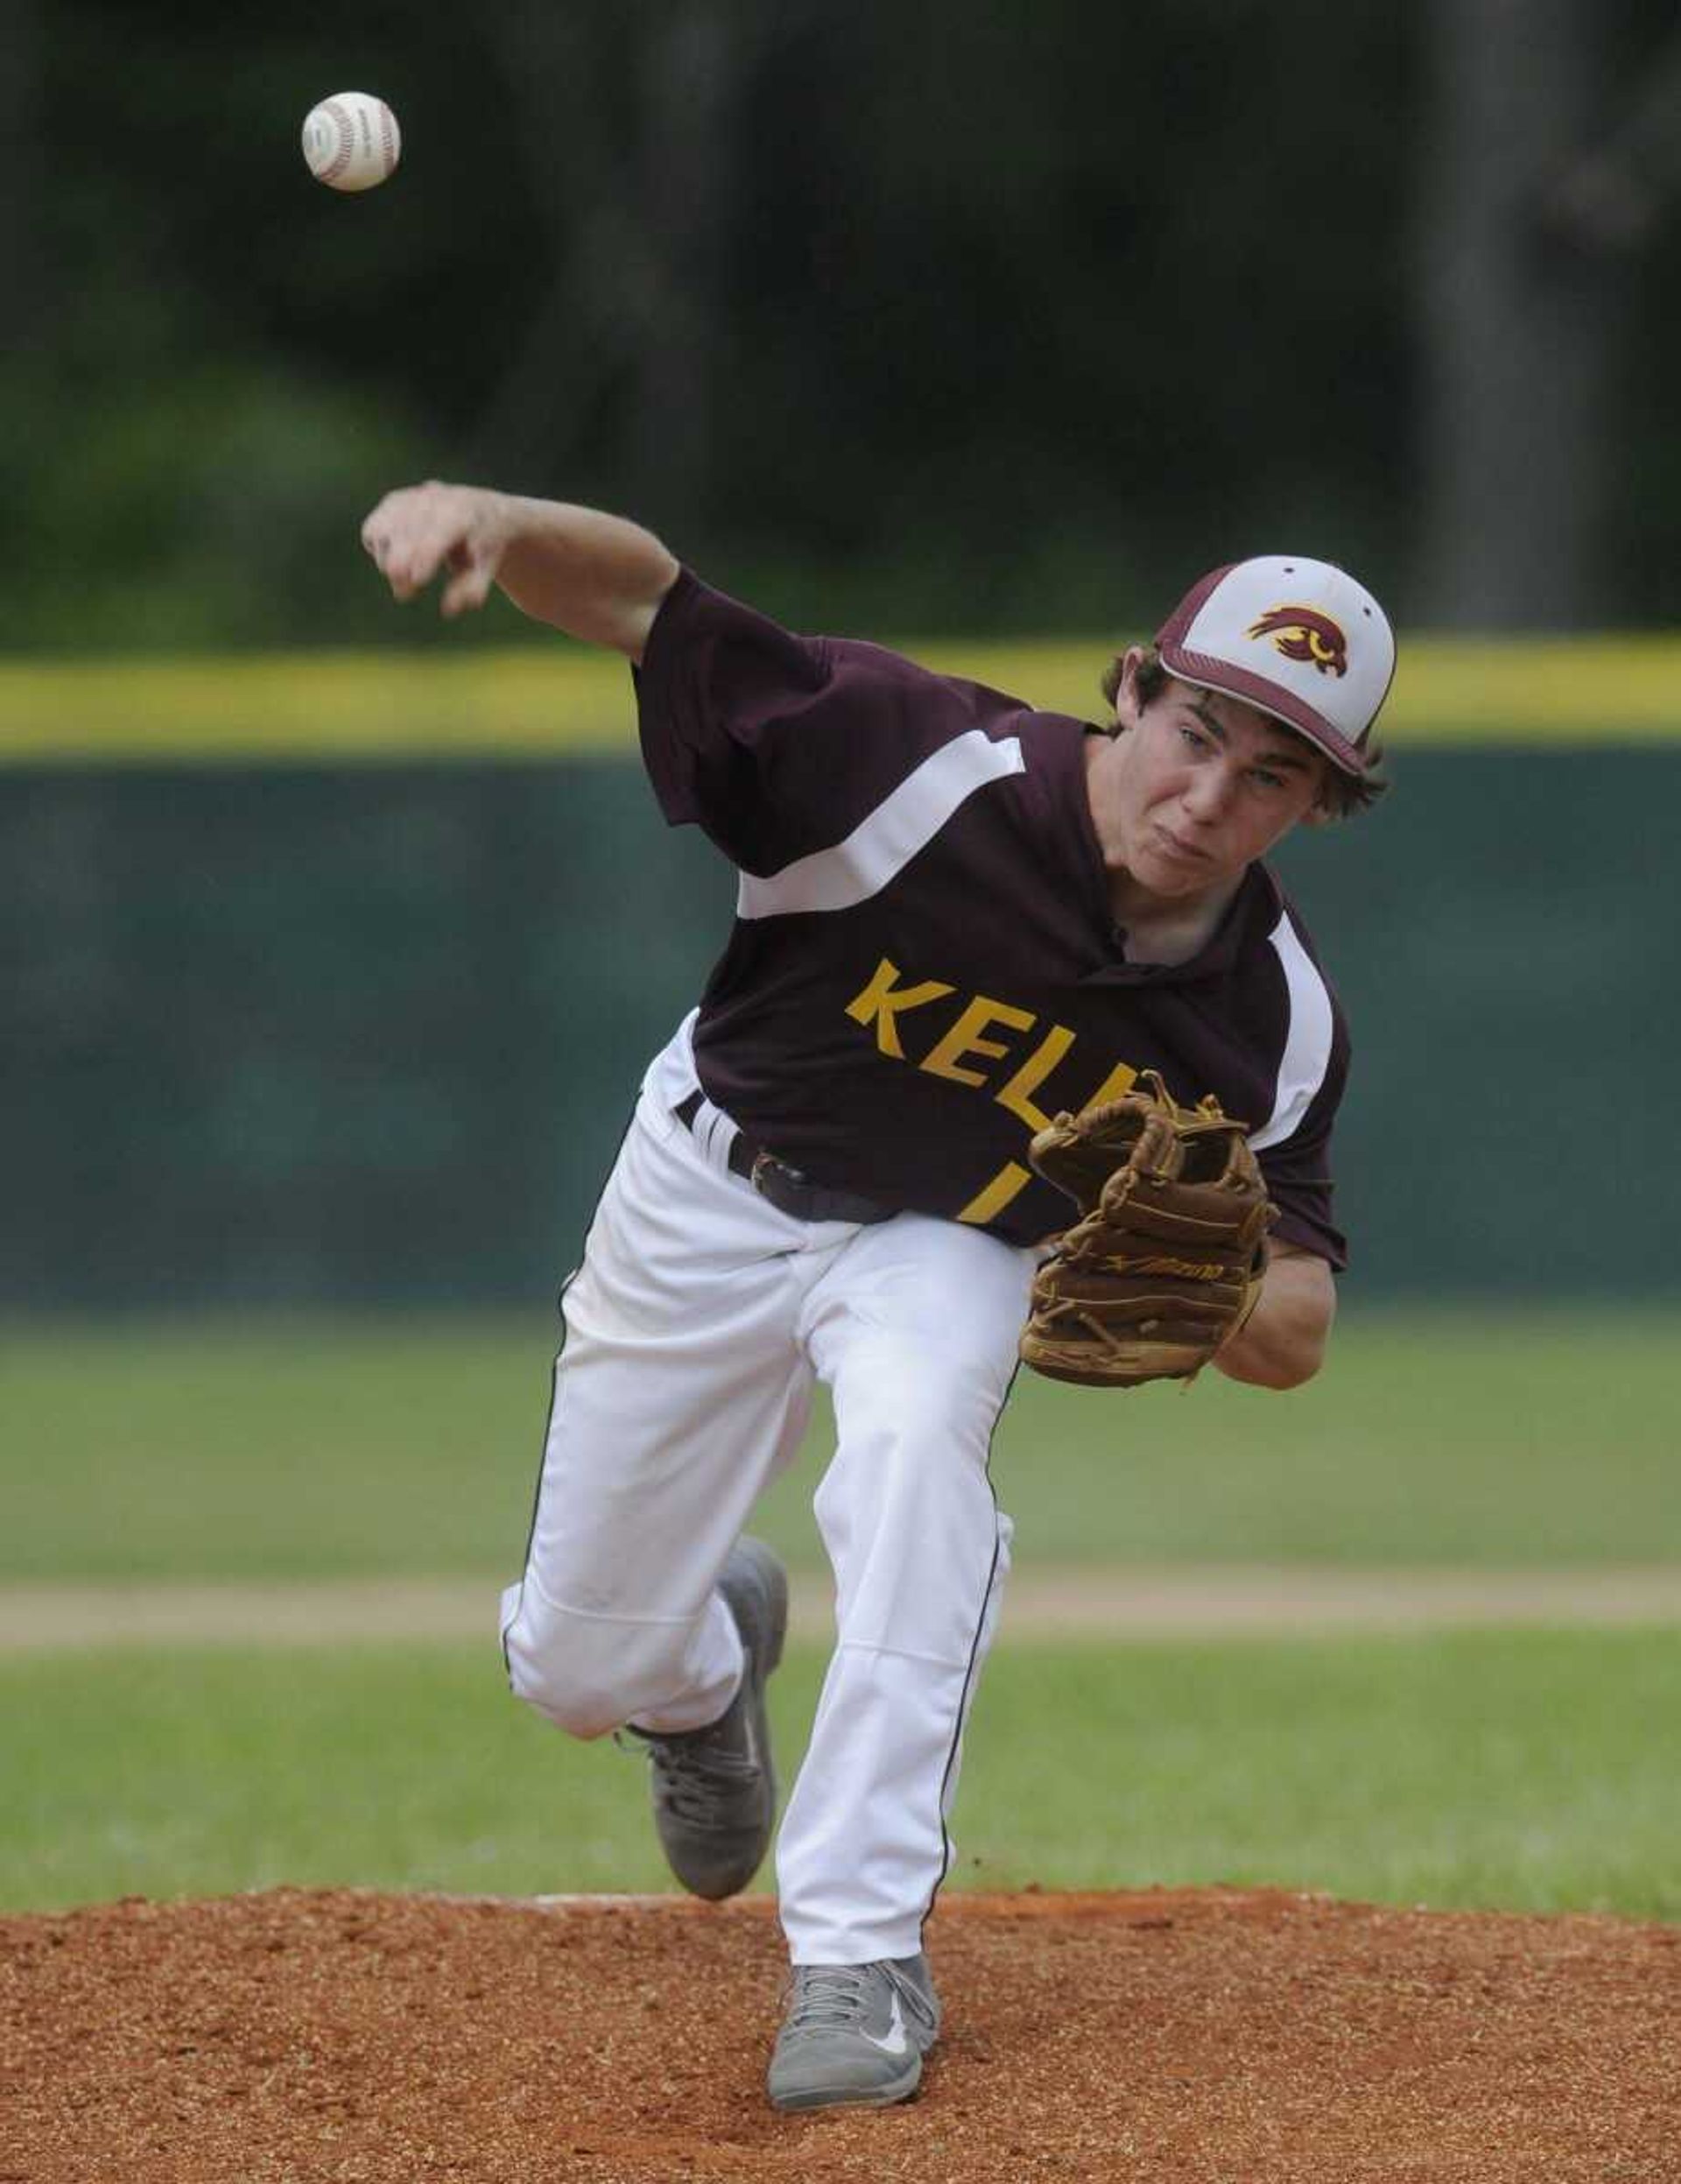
<box><xmin>632</xmin><ymin>567</ymin><xmax>1003</xmax><ymax>874</ymax></box>
<box><xmin>1256</xmin><ymin>1038</ymin><xmax>1349</xmax><ymax>1271</ymax></box>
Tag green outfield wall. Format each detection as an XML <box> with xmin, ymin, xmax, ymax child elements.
<box><xmin>4</xmin><ymin>645</ymin><xmax>1677</xmax><ymax>1308</ymax></box>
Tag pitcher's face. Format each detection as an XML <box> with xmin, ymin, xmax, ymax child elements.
<box><xmin>1102</xmin><ymin>655</ymin><xmax>1330</xmax><ymax>899</ymax></box>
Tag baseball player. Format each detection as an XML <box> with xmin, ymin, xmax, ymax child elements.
<box><xmin>360</xmin><ymin>483</ymin><xmax>1394</xmax><ymax>2112</ymax></box>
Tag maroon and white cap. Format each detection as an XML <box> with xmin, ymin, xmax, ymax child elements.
<box><xmin>1155</xmin><ymin>555</ymin><xmax>1396</xmax><ymax>776</ymax></box>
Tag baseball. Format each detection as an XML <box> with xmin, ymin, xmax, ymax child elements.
<box><xmin>302</xmin><ymin>92</ymin><xmax>401</xmax><ymax>194</ymax></box>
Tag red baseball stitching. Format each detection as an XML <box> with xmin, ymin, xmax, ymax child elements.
<box><xmin>317</xmin><ymin>97</ymin><xmax>354</xmax><ymax>183</ymax></box>
<box><xmin>313</xmin><ymin>97</ymin><xmax>395</xmax><ymax>183</ymax></box>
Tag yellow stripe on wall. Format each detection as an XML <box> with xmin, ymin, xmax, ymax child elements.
<box><xmin>0</xmin><ymin>650</ymin><xmax>639</xmax><ymax>764</ymax></box>
<box><xmin>2</xmin><ymin>634</ymin><xmax>1678</xmax><ymax>764</ymax></box>
<box><xmin>921</xmin><ymin>635</ymin><xmax>1681</xmax><ymax>743</ymax></box>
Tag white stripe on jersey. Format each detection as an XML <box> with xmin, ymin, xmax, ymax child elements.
<box><xmin>1249</xmin><ymin>910</ymin><xmax>1334</xmax><ymax>1152</ymax></box>
<box><xmin>735</xmin><ymin>729</ymin><xmax>1026</xmax><ymax>920</ymax></box>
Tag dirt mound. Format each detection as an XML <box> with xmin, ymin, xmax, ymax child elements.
<box><xmin>4</xmin><ymin>1886</ymin><xmax>1677</xmax><ymax>2180</ymax></box>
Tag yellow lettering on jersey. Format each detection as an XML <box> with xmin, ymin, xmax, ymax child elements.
<box><xmin>845</xmin><ymin>958</ymin><xmax>955</xmax><ymax>1060</ymax></box>
<box><xmin>995</xmin><ymin>1022</ymin><xmax>1077</xmax><ymax>1131</ymax></box>
<box><xmin>1083</xmin><ymin>1059</ymin><xmax>1140</xmax><ymax>1109</ymax></box>
<box><xmin>920</xmin><ymin>995</ymin><xmax>1037</xmax><ymax>1088</ymax></box>
<box><xmin>957</xmin><ymin>1160</ymin><xmax>1035</xmax><ymax>1226</ymax></box>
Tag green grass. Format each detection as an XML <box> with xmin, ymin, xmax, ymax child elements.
<box><xmin>4</xmin><ymin>1307</ymin><xmax>1678</xmax><ymax>1581</ymax></box>
<box><xmin>5</xmin><ymin>1631</ymin><xmax>1677</xmax><ymax>1920</ymax></box>
<box><xmin>0</xmin><ymin>1311</ymin><xmax>557</xmax><ymax>1582</ymax></box>
<box><xmin>7</xmin><ymin>1307</ymin><xmax>1671</xmax><ymax>1927</ymax></box>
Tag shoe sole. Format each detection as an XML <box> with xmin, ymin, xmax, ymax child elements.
<box><xmin>722</xmin><ymin>1538</ymin><xmax>788</xmax><ymax>1682</ymax></box>
<box><xmin>721</xmin><ymin>1539</ymin><xmax>788</xmax><ymax>1817</ymax></box>
<box><xmin>727</xmin><ymin>1537</ymin><xmax>786</xmax><ymax>1823</ymax></box>
<box><xmin>670</xmin><ymin>1539</ymin><xmax>786</xmax><ymax>1901</ymax></box>
<box><xmin>769</xmin><ymin>2052</ymin><xmax>925</xmax><ymax>2112</ymax></box>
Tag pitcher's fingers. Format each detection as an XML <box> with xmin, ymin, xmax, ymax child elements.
<box><xmin>440</xmin><ymin>555</ymin><xmax>496</xmax><ymax>618</ymax></box>
<box><xmin>385</xmin><ymin>521</ymin><xmax>462</xmax><ymax>600</ymax></box>
<box><xmin>360</xmin><ymin>523</ymin><xmax>430</xmax><ymax>597</ymax></box>
<box><xmin>362</xmin><ymin>487</ymin><xmax>475</xmax><ymax>599</ymax></box>
<box><xmin>360</xmin><ymin>493</ymin><xmax>417</xmax><ymax>572</ymax></box>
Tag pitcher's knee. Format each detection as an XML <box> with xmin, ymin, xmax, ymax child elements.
<box><xmin>502</xmin><ymin>1589</ymin><xmax>693</xmax><ymax>1739</ymax></box>
<box><xmin>504</xmin><ymin>1645</ymin><xmax>622</xmax><ymax>1739</ymax></box>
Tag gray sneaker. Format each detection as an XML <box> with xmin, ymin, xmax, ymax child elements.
<box><xmin>631</xmin><ymin>1538</ymin><xmax>786</xmax><ymax>1901</ymax></box>
<box><xmin>767</xmin><ymin>1955</ymin><xmax>941</xmax><ymax>2111</ymax></box>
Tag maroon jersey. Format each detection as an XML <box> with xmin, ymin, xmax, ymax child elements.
<box><xmin>635</xmin><ymin>571</ymin><xmax>1351</xmax><ymax>1265</ymax></box>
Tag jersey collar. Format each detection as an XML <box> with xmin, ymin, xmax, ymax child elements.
<box><xmin>1081</xmin><ymin>861</ymin><xmax>1284</xmax><ymax>987</ymax></box>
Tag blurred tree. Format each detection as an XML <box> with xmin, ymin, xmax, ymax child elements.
<box><xmin>0</xmin><ymin>0</ymin><xmax>45</xmax><ymax>591</ymax></box>
<box><xmin>4</xmin><ymin>0</ymin><xmax>1676</xmax><ymax>650</ymax></box>
<box><xmin>0</xmin><ymin>0</ymin><xmax>40</xmax><ymax>340</ymax></box>
<box><xmin>1544</xmin><ymin>22</ymin><xmax>1681</xmax><ymax>254</ymax></box>
<box><xmin>461</xmin><ymin>2</ymin><xmax>763</xmax><ymax>540</ymax></box>
<box><xmin>1415</xmin><ymin>0</ymin><xmax>1640</xmax><ymax>626</ymax></box>
<box><xmin>709</xmin><ymin>0</ymin><xmax>1418</xmax><ymax>629</ymax></box>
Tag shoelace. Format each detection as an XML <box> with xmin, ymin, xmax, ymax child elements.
<box><xmin>620</xmin><ymin>1723</ymin><xmax>759</xmax><ymax>1826</ymax></box>
<box><xmin>782</xmin><ymin>1966</ymin><xmax>875</xmax><ymax>2034</ymax></box>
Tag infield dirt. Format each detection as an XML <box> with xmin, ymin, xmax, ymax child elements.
<box><xmin>5</xmin><ymin>1885</ymin><xmax>1677</xmax><ymax>2180</ymax></box>
<box><xmin>6</xmin><ymin>1565</ymin><xmax>1681</xmax><ymax>1652</ymax></box>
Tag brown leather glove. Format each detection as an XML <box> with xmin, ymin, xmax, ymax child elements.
<box><xmin>1018</xmin><ymin>1072</ymin><xmax>1276</xmax><ymax>1388</ymax></box>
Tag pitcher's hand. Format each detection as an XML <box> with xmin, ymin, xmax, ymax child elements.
<box><xmin>362</xmin><ymin>481</ymin><xmax>513</xmax><ymax>618</ymax></box>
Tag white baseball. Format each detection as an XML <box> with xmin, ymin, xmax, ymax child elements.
<box><xmin>302</xmin><ymin>92</ymin><xmax>401</xmax><ymax>194</ymax></box>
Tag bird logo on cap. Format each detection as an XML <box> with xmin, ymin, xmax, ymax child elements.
<box><xmin>1246</xmin><ymin>607</ymin><xmax>1349</xmax><ymax>679</ymax></box>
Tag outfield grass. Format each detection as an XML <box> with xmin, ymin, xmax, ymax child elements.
<box><xmin>4</xmin><ymin>1630</ymin><xmax>1677</xmax><ymax>1920</ymax></box>
<box><xmin>4</xmin><ymin>1307</ymin><xmax>1677</xmax><ymax>1581</ymax></box>
<box><xmin>8</xmin><ymin>1307</ymin><xmax>1671</xmax><ymax>1926</ymax></box>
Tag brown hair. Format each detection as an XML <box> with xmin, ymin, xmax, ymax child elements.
<box><xmin>1098</xmin><ymin>646</ymin><xmax>1389</xmax><ymax>821</ymax></box>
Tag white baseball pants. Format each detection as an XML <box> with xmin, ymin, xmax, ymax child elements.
<box><xmin>499</xmin><ymin>1017</ymin><xmax>1037</xmax><ymax>1964</ymax></box>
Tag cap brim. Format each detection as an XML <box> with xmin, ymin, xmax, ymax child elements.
<box><xmin>1157</xmin><ymin>640</ymin><xmax>1372</xmax><ymax>776</ymax></box>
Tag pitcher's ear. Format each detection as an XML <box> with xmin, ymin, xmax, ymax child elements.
<box><xmin>1110</xmin><ymin>645</ymin><xmax>1151</xmax><ymax>729</ymax></box>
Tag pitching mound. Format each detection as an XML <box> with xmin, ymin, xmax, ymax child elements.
<box><xmin>4</xmin><ymin>1886</ymin><xmax>1677</xmax><ymax>2180</ymax></box>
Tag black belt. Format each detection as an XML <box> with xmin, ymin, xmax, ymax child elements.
<box><xmin>672</xmin><ymin>1090</ymin><xmax>893</xmax><ymax>1225</ymax></box>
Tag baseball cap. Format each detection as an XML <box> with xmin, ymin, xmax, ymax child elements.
<box><xmin>1154</xmin><ymin>556</ymin><xmax>1396</xmax><ymax>776</ymax></box>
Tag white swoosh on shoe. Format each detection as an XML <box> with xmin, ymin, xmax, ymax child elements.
<box><xmin>861</xmin><ymin>1990</ymin><xmax>909</xmax><ymax>2057</ymax></box>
